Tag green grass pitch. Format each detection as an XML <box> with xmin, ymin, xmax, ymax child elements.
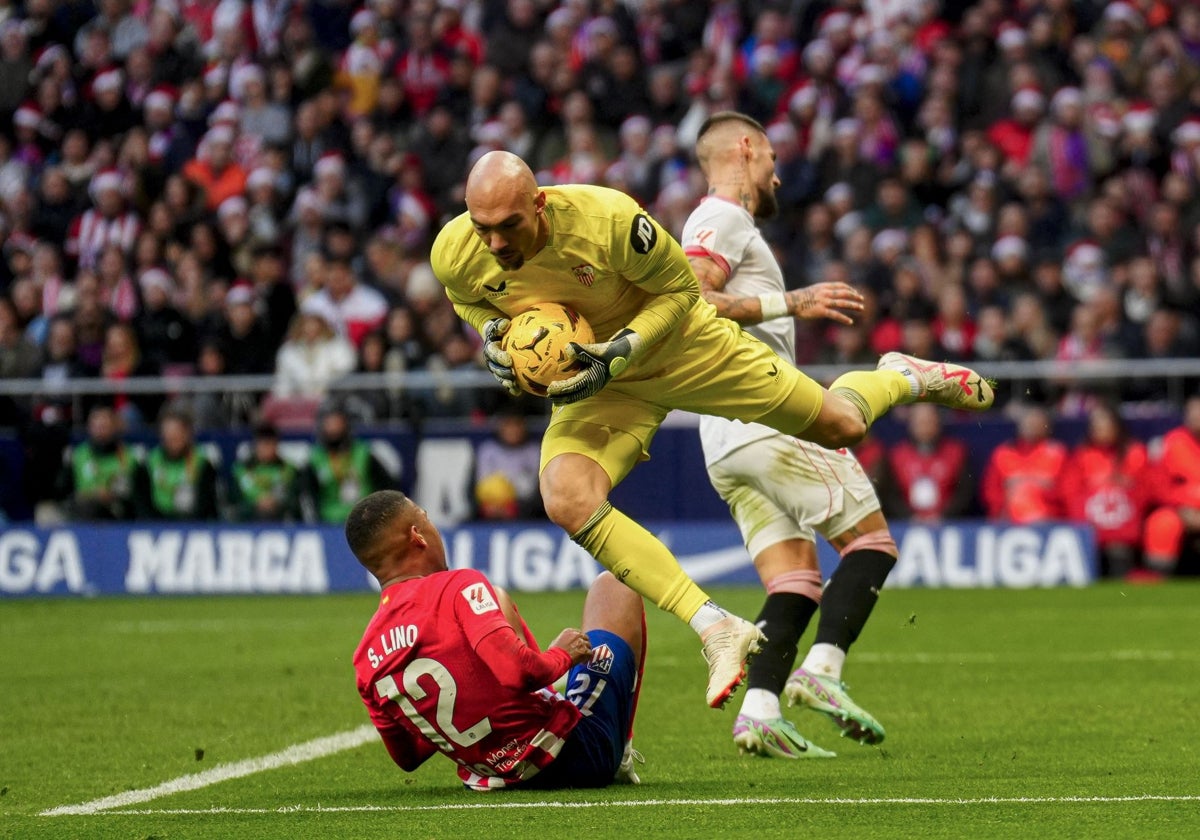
<box><xmin>2</xmin><ymin>583</ymin><xmax>1199</xmax><ymax>839</ymax></box>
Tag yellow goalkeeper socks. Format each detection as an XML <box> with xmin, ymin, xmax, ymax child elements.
<box><xmin>828</xmin><ymin>369</ymin><xmax>914</xmax><ymax>427</ymax></box>
<box><xmin>571</xmin><ymin>501</ymin><xmax>711</xmax><ymax>623</ymax></box>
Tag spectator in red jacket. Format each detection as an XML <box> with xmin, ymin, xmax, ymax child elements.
<box><xmin>1058</xmin><ymin>403</ymin><xmax>1149</xmax><ymax>578</ymax></box>
<box><xmin>1144</xmin><ymin>395</ymin><xmax>1200</xmax><ymax>575</ymax></box>
<box><xmin>882</xmin><ymin>403</ymin><xmax>972</xmax><ymax>523</ymax></box>
<box><xmin>982</xmin><ymin>406</ymin><xmax>1067</xmax><ymax>523</ymax></box>
<box><xmin>987</xmin><ymin>87</ymin><xmax>1044</xmax><ymax>171</ymax></box>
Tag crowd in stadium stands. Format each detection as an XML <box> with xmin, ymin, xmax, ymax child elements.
<box><xmin>2</xmin><ymin>0</ymin><xmax>1200</xmax><ymax>561</ymax></box>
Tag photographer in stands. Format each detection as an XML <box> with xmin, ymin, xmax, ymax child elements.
<box><xmin>132</xmin><ymin>406</ymin><xmax>220</xmax><ymax>521</ymax></box>
<box><xmin>300</xmin><ymin>404</ymin><xmax>393</xmax><ymax>524</ymax></box>
<box><xmin>57</xmin><ymin>404</ymin><xmax>136</xmax><ymax>521</ymax></box>
<box><xmin>230</xmin><ymin>421</ymin><xmax>301</xmax><ymax>522</ymax></box>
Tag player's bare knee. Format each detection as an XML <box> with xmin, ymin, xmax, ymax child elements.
<box><xmin>542</xmin><ymin>482</ymin><xmax>606</xmax><ymax>532</ymax></box>
<box><xmin>808</xmin><ymin>412</ymin><xmax>866</xmax><ymax>449</ymax></box>
<box><xmin>541</xmin><ymin>455</ymin><xmax>611</xmax><ymax>533</ymax></box>
<box><xmin>831</xmin><ymin>410</ymin><xmax>868</xmax><ymax>446</ymax></box>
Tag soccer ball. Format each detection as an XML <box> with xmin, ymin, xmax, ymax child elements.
<box><xmin>502</xmin><ymin>303</ymin><xmax>595</xmax><ymax>396</ymax></box>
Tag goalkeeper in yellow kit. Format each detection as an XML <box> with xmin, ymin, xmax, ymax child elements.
<box><xmin>431</xmin><ymin>151</ymin><xmax>994</xmax><ymax>710</ymax></box>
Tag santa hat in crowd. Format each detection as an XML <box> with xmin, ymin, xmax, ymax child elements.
<box><xmin>833</xmin><ymin>117</ymin><xmax>860</xmax><ymax>140</ymax></box>
<box><xmin>824</xmin><ymin>182</ymin><xmax>854</xmax><ymax>206</ymax></box>
<box><xmin>765</xmin><ymin>121</ymin><xmax>797</xmax><ymax>149</ymax></box>
<box><xmin>13</xmin><ymin>103</ymin><xmax>41</xmax><ymax>130</ymax></box>
<box><xmin>833</xmin><ymin>211</ymin><xmax>865</xmax><ymax>241</ymax></box>
<box><xmin>1066</xmin><ymin>240</ymin><xmax>1104</xmax><ymax>267</ymax></box>
<box><xmin>1011</xmin><ymin>86</ymin><xmax>1045</xmax><ymax>114</ymax></box>
<box><xmin>1090</xmin><ymin>103</ymin><xmax>1122</xmax><ymax>139</ymax></box>
<box><xmin>208</xmin><ymin>99</ymin><xmax>240</xmax><ymax>126</ymax></box>
<box><xmin>91</xmin><ymin>67</ymin><xmax>124</xmax><ymax>97</ymax></box>
<box><xmin>802</xmin><ymin>38</ymin><xmax>834</xmax><ymax>69</ymax></box>
<box><xmin>217</xmin><ymin>195</ymin><xmax>248</xmax><ymax>220</ymax></box>
<box><xmin>1103</xmin><ymin>2</ymin><xmax>1143</xmax><ymax>29</ymax></box>
<box><xmin>246</xmin><ymin>167</ymin><xmax>277</xmax><ymax>192</ymax></box>
<box><xmin>996</xmin><ymin>22</ymin><xmax>1027</xmax><ymax>51</ymax></box>
<box><xmin>314</xmin><ymin>152</ymin><xmax>346</xmax><ymax>179</ymax></box>
<box><xmin>203</xmin><ymin>63</ymin><xmax>228</xmax><ymax>89</ymax></box>
<box><xmin>853</xmin><ymin>63</ymin><xmax>887</xmax><ymax>89</ymax></box>
<box><xmin>819</xmin><ymin>11</ymin><xmax>853</xmax><ymax>37</ymax></box>
<box><xmin>1051</xmin><ymin>86</ymin><xmax>1083</xmax><ymax>116</ymax></box>
<box><xmin>991</xmin><ymin>235</ymin><xmax>1029</xmax><ymax>263</ymax></box>
<box><xmin>205</xmin><ymin>125</ymin><xmax>235</xmax><ymax>148</ymax></box>
<box><xmin>1122</xmin><ymin>102</ymin><xmax>1156</xmax><ymax>135</ymax></box>
<box><xmin>972</xmin><ymin>169</ymin><xmax>997</xmax><ymax>190</ymax></box>
<box><xmin>788</xmin><ymin>84</ymin><xmax>819</xmax><ymax>113</ymax></box>
<box><xmin>294</xmin><ymin>187</ymin><xmax>324</xmax><ymax>215</ymax></box>
<box><xmin>619</xmin><ymin>114</ymin><xmax>652</xmax><ymax>142</ymax></box>
<box><xmin>474</xmin><ymin>120</ymin><xmax>507</xmax><ymax>147</ymax></box>
<box><xmin>1063</xmin><ymin>240</ymin><xmax>1108</xmax><ymax>301</ymax></box>
<box><xmin>225</xmin><ymin>282</ymin><xmax>255</xmax><ymax>307</ymax></box>
<box><xmin>1172</xmin><ymin>117</ymin><xmax>1200</xmax><ymax>146</ymax></box>
<box><xmin>144</xmin><ymin>85</ymin><xmax>177</xmax><ymax>114</ymax></box>
<box><xmin>230</xmin><ymin>64</ymin><xmax>265</xmax><ymax>100</ymax></box>
<box><xmin>872</xmin><ymin>228</ymin><xmax>909</xmax><ymax>257</ymax></box>
<box><xmin>350</xmin><ymin>8</ymin><xmax>377</xmax><ymax>36</ymax></box>
<box><xmin>88</xmin><ymin>169</ymin><xmax>125</xmax><ymax>201</ymax></box>
<box><xmin>212</xmin><ymin>0</ymin><xmax>245</xmax><ymax>34</ymax></box>
<box><xmin>138</xmin><ymin>268</ymin><xmax>175</xmax><ymax>296</ymax></box>
<box><xmin>544</xmin><ymin>7</ymin><xmax>575</xmax><ymax>33</ymax></box>
<box><xmin>33</xmin><ymin>43</ymin><xmax>68</xmax><ymax>77</ymax></box>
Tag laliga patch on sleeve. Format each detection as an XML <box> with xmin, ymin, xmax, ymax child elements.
<box><xmin>461</xmin><ymin>582</ymin><xmax>499</xmax><ymax>615</ymax></box>
<box><xmin>630</xmin><ymin>213</ymin><xmax>658</xmax><ymax>254</ymax></box>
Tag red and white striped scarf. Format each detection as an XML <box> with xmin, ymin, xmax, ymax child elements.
<box><xmin>67</xmin><ymin>210</ymin><xmax>142</xmax><ymax>270</ymax></box>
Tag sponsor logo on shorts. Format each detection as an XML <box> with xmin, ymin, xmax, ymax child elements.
<box><xmin>461</xmin><ymin>583</ymin><xmax>499</xmax><ymax>614</ymax></box>
<box><xmin>572</xmin><ymin>264</ymin><xmax>595</xmax><ymax>286</ymax></box>
<box><xmin>630</xmin><ymin>214</ymin><xmax>658</xmax><ymax>254</ymax></box>
<box><xmin>587</xmin><ymin>643</ymin><xmax>614</xmax><ymax>675</ymax></box>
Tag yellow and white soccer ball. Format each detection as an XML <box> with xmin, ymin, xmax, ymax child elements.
<box><xmin>501</xmin><ymin>303</ymin><xmax>595</xmax><ymax>396</ymax></box>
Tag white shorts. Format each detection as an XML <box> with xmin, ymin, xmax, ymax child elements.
<box><xmin>707</xmin><ymin>434</ymin><xmax>882</xmax><ymax>560</ymax></box>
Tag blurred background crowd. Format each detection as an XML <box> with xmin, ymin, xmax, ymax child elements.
<box><xmin>1</xmin><ymin>0</ymin><xmax>1199</xmax><ymax>570</ymax></box>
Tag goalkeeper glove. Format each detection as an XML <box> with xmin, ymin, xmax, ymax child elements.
<box><xmin>481</xmin><ymin>317</ymin><xmax>521</xmax><ymax>396</ymax></box>
<box><xmin>547</xmin><ymin>329</ymin><xmax>644</xmax><ymax>405</ymax></box>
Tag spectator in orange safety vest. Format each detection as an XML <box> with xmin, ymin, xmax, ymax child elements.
<box><xmin>1057</xmin><ymin>403</ymin><xmax>1149</xmax><ymax>578</ymax></box>
<box><xmin>981</xmin><ymin>405</ymin><xmax>1067</xmax><ymax>523</ymax></box>
<box><xmin>1143</xmin><ymin>395</ymin><xmax>1200</xmax><ymax>576</ymax></box>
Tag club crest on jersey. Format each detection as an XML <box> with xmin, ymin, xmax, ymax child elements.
<box><xmin>587</xmin><ymin>643</ymin><xmax>614</xmax><ymax>675</ymax></box>
<box><xmin>572</xmin><ymin>263</ymin><xmax>595</xmax><ymax>286</ymax></box>
<box><xmin>461</xmin><ymin>583</ymin><xmax>498</xmax><ymax>615</ymax></box>
<box><xmin>690</xmin><ymin>227</ymin><xmax>716</xmax><ymax>248</ymax></box>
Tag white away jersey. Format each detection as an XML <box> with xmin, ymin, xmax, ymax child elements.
<box><xmin>682</xmin><ymin>197</ymin><xmax>794</xmax><ymax>466</ymax></box>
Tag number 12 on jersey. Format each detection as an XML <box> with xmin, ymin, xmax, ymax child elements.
<box><xmin>375</xmin><ymin>657</ymin><xmax>492</xmax><ymax>750</ymax></box>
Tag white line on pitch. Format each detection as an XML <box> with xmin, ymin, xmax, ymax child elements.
<box><xmin>67</xmin><ymin>794</ymin><xmax>1200</xmax><ymax>817</ymax></box>
<box><xmin>852</xmin><ymin>650</ymin><xmax>1199</xmax><ymax>665</ymax></box>
<box><xmin>41</xmin><ymin>725</ymin><xmax>377</xmax><ymax>817</ymax></box>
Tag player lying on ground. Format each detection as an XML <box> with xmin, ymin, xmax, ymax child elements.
<box><xmin>350</xmin><ymin>490</ymin><xmax>646</xmax><ymax>790</ymax></box>
<box><xmin>431</xmin><ymin>150</ymin><xmax>993</xmax><ymax>710</ymax></box>
<box><xmin>684</xmin><ymin>111</ymin><xmax>898</xmax><ymax>758</ymax></box>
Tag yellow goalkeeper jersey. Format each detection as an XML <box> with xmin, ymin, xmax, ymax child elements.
<box><xmin>431</xmin><ymin>184</ymin><xmax>720</xmax><ymax>370</ymax></box>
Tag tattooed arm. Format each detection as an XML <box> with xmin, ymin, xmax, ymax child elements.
<box><xmin>688</xmin><ymin>253</ymin><xmax>865</xmax><ymax>326</ymax></box>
